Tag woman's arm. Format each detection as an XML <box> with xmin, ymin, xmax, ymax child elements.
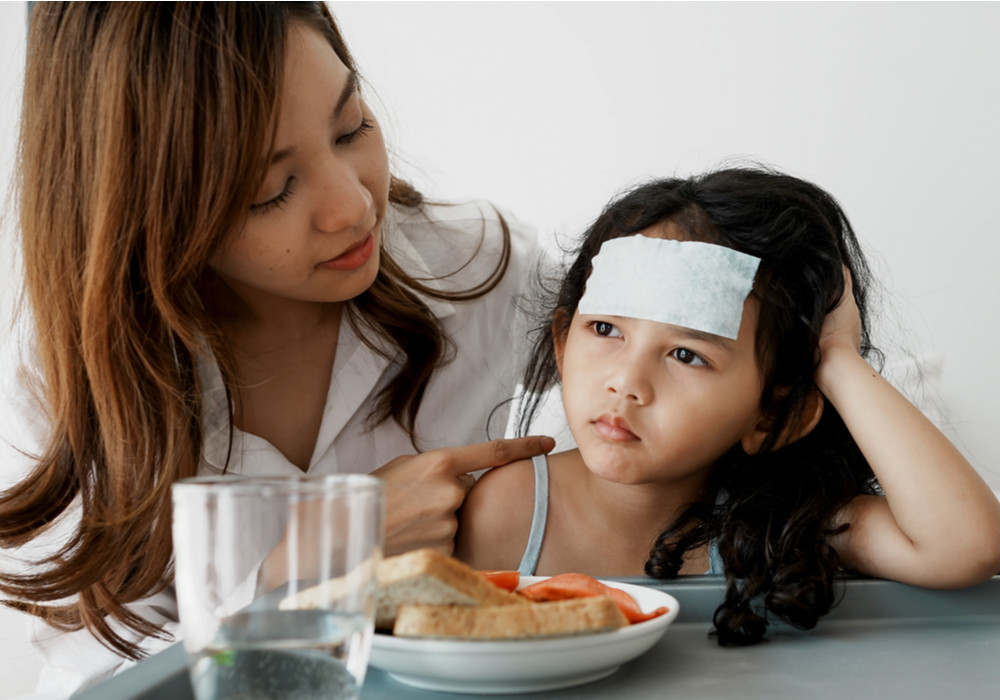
<box><xmin>819</xmin><ymin>278</ymin><xmax>1000</xmax><ymax>587</ymax></box>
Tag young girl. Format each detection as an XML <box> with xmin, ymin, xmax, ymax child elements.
<box><xmin>457</xmin><ymin>167</ymin><xmax>1000</xmax><ymax>645</ymax></box>
<box><xmin>0</xmin><ymin>3</ymin><xmax>552</xmax><ymax>694</ymax></box>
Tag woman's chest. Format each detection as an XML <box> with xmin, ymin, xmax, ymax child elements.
<box><xmin>233</xmin><ymin>353</ymin><xmax>336</xmax><ymax>470</ymax></box>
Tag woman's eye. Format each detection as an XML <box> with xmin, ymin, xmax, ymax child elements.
<box><xmin>249</xmin><ymin>177</ymin><xmax>296</xmax><ymax>215</ymax></box>
<box><xmin>336</xmin><ymin>117</ymin><xmax>374</xmax><ymax>146</ymax></box>
<box><xmin>671</xmin><ymin>347</ymin><xmax>708</xmax><ymax>366</ymax></box>
<box><xmin>590</xmin><ymin>321</ymin><xmax>622</xmax><ymax>338</ymax></box>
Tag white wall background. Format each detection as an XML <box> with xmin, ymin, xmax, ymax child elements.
<box><xmin>2</xmin><ymin>2</ymin><xmax>999</xmax><ymax>696</ymax></box>
<box><xmin>329</xmin><ymin>0</ymin><xmax>1000</xmax><ymax>491</ymax></box>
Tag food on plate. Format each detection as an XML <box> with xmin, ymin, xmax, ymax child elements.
<box><xmin>476</xmin><ymin>569</ymin><xmax>521</xmax><ymax>592</ymax></box>
<box><xmin>378</xmin><ymin>550</ymin><xmax>669</xmax><ymax>640</ymax></box>
<box><xmin>284</xmin><ymin>549</ymin><xmax>670</xmax><ymax>641</ymax></box>
<box><xmin>393</xmin><ymin>595</ymin><xmax>628</xmax><ymax>639</ymax></box>
<box><xmin>374</xmin><ymin>548</ymin><xmax>523</xmax><ymax>628</ymax></box>
<box><xmin>518</xmin><ymin>572</ymin><xmax>669</xmax><ymax>624</ymax></box>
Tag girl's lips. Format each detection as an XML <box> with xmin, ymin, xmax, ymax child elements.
<box><xmin>593</xmin><ymin>415</ymin><xmax>639</xmax><ymax>442</ymax></box>
<box><xmin>319</xmin><ymin>232</ymin><xmax>376</xmax><ymax>270</ymax></box>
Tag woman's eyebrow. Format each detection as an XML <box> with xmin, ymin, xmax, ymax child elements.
<box><xmin>269</xmin><ymin>70</ymin><xmax>360</xmax><ymax>166</ymax></box>
<box><xmin>329</xmin><ymin>69</ymin><xmax>360</xmax><ymax>130</ymax></box>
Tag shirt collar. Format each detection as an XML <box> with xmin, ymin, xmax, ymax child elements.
<box><xmin>381</xmin><ymin>206</ymin><xmax>456</xmax><ymax>322</ymax></box>
<box><xmin>197</xmin><ymin>204</ymin><xmax>456</xmax><ymax>472</ymax></box>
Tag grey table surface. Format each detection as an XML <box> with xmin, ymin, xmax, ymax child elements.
<box><xmin>74</xmin><ymin>575</ymin><xmax>1000</xmax><ymax>699</ymax></box>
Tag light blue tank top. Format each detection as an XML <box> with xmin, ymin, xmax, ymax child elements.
<box><xmin>516</xmin><ymin>453</ymin><xmax>724</xmax><ymax>576</ymax></box>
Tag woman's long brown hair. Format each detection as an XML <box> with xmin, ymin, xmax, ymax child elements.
<box><xmin>0</xmin><ymin>2</ymin><xmax>509</xmax><ymax>659</ymax></box>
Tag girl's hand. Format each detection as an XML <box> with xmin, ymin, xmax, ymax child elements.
<box><xmin>818</xmin><ymin>270</ymin><xmax>862</xmax><ymax>357</ymax></box>
<box><xmin>373</xmin><ymin>435</ymin><xmax>556</xmax><ymax>556</ymax></box>
<box><xmin>815</xmin><ymin>270</ymin><xmax>864</xmax><ymax>393</ymax></box>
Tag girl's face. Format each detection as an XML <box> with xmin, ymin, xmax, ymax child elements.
<box><xmin>557</xmin><ymin>230</ymin><xmax>767</xmax><ymax>490</ymax></box>
<box><xmin>209</xmin><ymin>23</ymin><xmax>390</xmax><ymax>314</ymax></box>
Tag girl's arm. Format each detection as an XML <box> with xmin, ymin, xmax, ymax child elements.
<box><xmin>819</xmin><ymin>278</ymin><xmax>1000</xmax><ymax>587</ymax></box>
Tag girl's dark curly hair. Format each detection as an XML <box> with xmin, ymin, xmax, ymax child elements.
<box><xmin>517</xmin><ymin>166</ymin><xmax>882</xmax><ymax>645</ymax></box>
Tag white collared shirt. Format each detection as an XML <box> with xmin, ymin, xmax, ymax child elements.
<box><xmin>0</xmin><ymin>199</ymin><xmax>545</xmax><ymax>697</ymax></box>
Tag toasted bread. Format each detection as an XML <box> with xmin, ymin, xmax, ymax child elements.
<box><xmin>279</xmin><ymin>549</ymin><xmax>639</xmax><ymax>640</ymax></box>
<box><xmin>393</xmin><ymin>596</ymin><xmax>629</xmax><ymax>639</ymax></box>
<box><xmin>374</xmin><ymin>548</ymin><xmax>523</xmax><ymax>628</ymax></box>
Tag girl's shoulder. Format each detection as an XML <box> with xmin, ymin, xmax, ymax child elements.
<box><xmin>466</xmin><ymin>457</ymin><xmax>539</xmax><ymax>516</ymax></box>
<box><xmin>456</xmin><ymin>457</ymin><xmax>539</xmax><ymax>570</ymax></box>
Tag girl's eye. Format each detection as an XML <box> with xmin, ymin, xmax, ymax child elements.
<box><xmin>589</xmin><ymin>321</ymin><xmax>622</xmax><ymax>338</ymax></box>
<box><xmin>249</xmin><ymin>177</ymin><xmax>296</xmax><ymax>216</ymax></box>
<box><xmin>336</xmin><ymin>117</ymin><xmax>374</xmax><ymax>146</ymax></box>
<box><xmin>671</xmin><ymin>347</ymin><xmax>708</xmax><ymax>367</ymax></box>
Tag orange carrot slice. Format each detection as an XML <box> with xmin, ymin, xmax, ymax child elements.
<box><xmin>517</xmin><ymin>572</ymin><xmax>667</xmax><ymax>624</ymax></box>
<box><xmin>477</xmin><ymin>569</ymin><xmax>521</xmax><ymax>592</ymax></box>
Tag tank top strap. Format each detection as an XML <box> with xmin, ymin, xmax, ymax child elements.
<box><xmin>517</xmin><ymin>454</ymin><xmax>550</xmax><ymax>576</ymax></box>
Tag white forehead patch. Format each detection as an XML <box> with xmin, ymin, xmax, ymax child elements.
<box><xmin>577</xmin><ymin>236</ymin><xmax>760</xmax><ymax>340</ymax></box>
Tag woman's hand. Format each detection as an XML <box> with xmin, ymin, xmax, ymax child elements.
<box><xmin>373</xmin><ymin>435</ymin><xmax>556</xmax><ymax>556</ymax></box>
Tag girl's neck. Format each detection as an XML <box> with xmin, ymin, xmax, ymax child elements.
<box><xmin>541</xmin><ymin>450</ymin><xmax>710</xmax><ymax>576</ymax></box>
<box><xmin>563</xmin><ymin>449</ymin><xmax>707</xmax><ymax>524</ymax></box>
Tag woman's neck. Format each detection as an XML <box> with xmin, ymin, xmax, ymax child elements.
<box><xmin>232</xmin><ymin>302</ymin><xmax>343</xmax><ymax>358</ymax></box>
<box><xmin>207</xmin><ymin>274</ymin><xmax>345</xmax><ymax>355</ymax></box>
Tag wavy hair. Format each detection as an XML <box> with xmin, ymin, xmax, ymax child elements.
<box><xmin>518</xmin><ymin>166</ymin><xmax>881</xmax><ymax>645</ymax></box>
<box><xmin>0</xmin><ymin>2</ymin><xmax>509</xmax><ymax>659</ymax></box>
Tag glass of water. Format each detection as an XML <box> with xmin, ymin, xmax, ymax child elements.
<box><xmin>172</xmin><ymin>474</ymin><xmax>384</xmax><ymax>700</ymax></box>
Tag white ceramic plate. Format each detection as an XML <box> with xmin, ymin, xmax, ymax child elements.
<box><xmin>368</xmin><ymin>577</ymin><xmax>680</xmax><ymax>694</ymax></box>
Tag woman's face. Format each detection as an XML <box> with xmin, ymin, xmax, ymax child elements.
<box><xmin>209</xmin><ymin>22</ymin><xmax>390</xmax><ymax>314</ymax></box>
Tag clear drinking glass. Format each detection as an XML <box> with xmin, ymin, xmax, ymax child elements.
<box><xmin>172</xmin><ymin>474</ymin><xmax>384</xmax><ymax>700</ymax></box>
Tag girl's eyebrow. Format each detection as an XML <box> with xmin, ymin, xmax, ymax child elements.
<box><xmin>671</xmin><ymin>326</ymin><xmax>735</xmax><ymax>352</ymax></box>
<box><xmin>269</xmin><ymin>69</ymin><xmax>360</xmax><ymax>166</ymax></box>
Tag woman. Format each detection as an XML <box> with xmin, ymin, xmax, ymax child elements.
<box><xmin>0</xmin><ymin>3</ymin><xmax>552</xmax><ymax>694</ymax></box>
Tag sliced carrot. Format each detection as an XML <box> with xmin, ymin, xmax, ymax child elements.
<box><xmin>477</xmin><ymin>569</ymin><xmax>521</xmax><ymax>592</ymax></box>
<box><xmin>516</xmin><ymin>572</ymin><xmax>668</xmax><ymax>624</ymax></box>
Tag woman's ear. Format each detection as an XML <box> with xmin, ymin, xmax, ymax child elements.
<box><xmin>740</xmin><ymin>388</ymin><xmax>824</xmax><ymax>455</ymax></box>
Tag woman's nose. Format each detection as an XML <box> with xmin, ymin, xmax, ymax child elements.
<box><xmin>313</xmin><ymin>157</ymin><xmax>372</xmax><ymax>233</ymax></box>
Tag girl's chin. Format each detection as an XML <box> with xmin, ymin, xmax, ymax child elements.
<box><xmin>576</xmin><ymin>446</ymin><xmax>645</xmax><ymax>484</ymax></box>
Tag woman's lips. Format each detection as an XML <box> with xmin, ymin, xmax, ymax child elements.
<box><xmin>593</xmin><ymin>415</ymin><xmax>639</xmax><ymax>442</ymax></box>
<box><xmin>319</xmin><ymin>232</ymin><xmax>375</xmax><ymax>270</ymax></box>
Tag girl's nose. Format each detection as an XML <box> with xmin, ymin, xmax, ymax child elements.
<box><xmin>313</xmin><ymin>157</ymin><xmax>373</xmax><ymax>234</ymax></box>
<box><xmin>606</xmin><ymin>364</ymin><xmax>652</xmax><ymax>405</ymax></box>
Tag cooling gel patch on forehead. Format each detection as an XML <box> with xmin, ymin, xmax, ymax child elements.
<box><xmin>577</xmin><ymin>236</ymin><xmax>761</xmax><ymax>340</ymax></box>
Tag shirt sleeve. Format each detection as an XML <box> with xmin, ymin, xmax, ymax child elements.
<box><xmin>29</xmin><ymin>588</ymin><xmax>179</xmax><ymax>698</ymax></box>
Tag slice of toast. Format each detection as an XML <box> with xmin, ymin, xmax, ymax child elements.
<box><xmin>277</xmin><ymin>548</ymin><xmax>521</xmax><ymax>628</ymax></box>
<box><xmin>375</xmin><ymin>548</ymin><xmax>523</xmax><ymax>628</ymax></box>
<box><xmin>392</xmin><ymin>596</ymin><xmax>629</xmax><ymax>639</ymax></box>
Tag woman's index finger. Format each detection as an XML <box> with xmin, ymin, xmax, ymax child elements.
<box><xmin>442</xmin><ymin>435</ymin><xmax>556</xmax><ymax>476</ymax></box>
